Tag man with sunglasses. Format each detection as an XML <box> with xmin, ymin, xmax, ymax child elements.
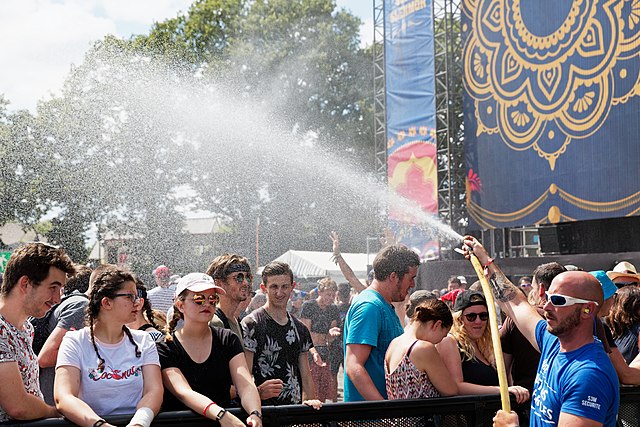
<box><xmin>207</xmin><ymin>254</ymin><xmax>253</xmax><ymax>349</ymax></box>
<box><xmin>463</xmin><ymin>236</ymin><xmax>619</xmax><ymax>427</ymax></box>
<box><xmin>500</xmin><ymin>263</ymin><xmax>566</xmax><ymax>398</ymax></box>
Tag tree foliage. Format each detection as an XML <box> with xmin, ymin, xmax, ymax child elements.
<box><xmin>0</xmin><ymin>0</ymin><xmax>378</xmax><ymax>275</ymax></box>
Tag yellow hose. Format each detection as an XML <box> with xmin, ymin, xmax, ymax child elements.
<box><xmin>469</xmin><ymin>254</ymin><xmax>511</xmax><ymax>412</ymax></box>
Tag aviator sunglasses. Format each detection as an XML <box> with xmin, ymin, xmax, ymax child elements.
<box><xmin>464</xmin><ymin>312</ymin><xmax>489</xmax><ymax>322</ymax></box>
<box><xmin>192</xmin><ymin>293</ymin><xmax>220</xmax><ymax>306</ymax></box>
<box><xmin>545</xmin><ymin>292</ymin><xmax>599</xmax><ymax>307</ymax></box>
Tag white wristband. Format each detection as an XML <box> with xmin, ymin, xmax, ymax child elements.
<box><xmin>127</xmin><ymin>407</ymin><xmax>154</xmax><ymax>427</ymax></box>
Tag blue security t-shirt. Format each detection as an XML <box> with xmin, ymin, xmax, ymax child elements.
<box><xmin>531</xmin><ymin>320</ymin><xmax>619</xmax><ymax>427</ymax></box>
<box><xmin>343</xmin><ymin>289</ymin><xmax>403</xmax><ymax>401</ymax></box>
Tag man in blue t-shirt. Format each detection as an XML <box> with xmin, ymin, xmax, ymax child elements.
<box><xmin>464</xmin><ymin>236</ymin><xmax>619</xmax><ymax>427</ymax></box>
<box><xmin>343</xmin><ymin>245</ymin><xmax>420</xmax><ymax>401</ymax></box>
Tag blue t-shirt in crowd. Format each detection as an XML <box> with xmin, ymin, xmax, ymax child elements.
<box><xmin>531</xmin><ymin>320</ymin><xmax>619</xmax><ymax>427</ymax></box>
<box><xmin>343</xmin><ymin>288</ymin><xmax>403</xmax><ymax>401</ymax></box>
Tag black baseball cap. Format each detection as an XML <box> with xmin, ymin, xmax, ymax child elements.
<box><xmin>453</xmin><ymin>290</ymin><xmax>487</xmax><ymax>312</ymax></box>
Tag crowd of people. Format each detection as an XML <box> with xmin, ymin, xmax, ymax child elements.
<box><xmin>0</xmin><ymin>233</ymin><xmax>638</xmax><ymax>427</ymax></box>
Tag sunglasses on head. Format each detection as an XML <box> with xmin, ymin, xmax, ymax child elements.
<box><xmin>229</xmin><ymin>272</ymin><xmax>252</xmax><ymax>284</ymax></box>
<box><xmin>192</xmin><ymin>293</ymin><xmax>219</xmax><ymax>306</ymax></box>
<box><xmin>464</xmin><ymin>312</ymin><xmax>489</xmax><ymax>322</ymax></box>
<box><xmin>545</xmin><ymin>293</ymin><xmax>599</xmax><ymax>307</ymax></box>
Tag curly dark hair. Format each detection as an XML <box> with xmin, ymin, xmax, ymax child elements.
<box><xmin>605</xmin><ymin>286</ymin><xmax>640</xmax><ymax>340</ymax></box>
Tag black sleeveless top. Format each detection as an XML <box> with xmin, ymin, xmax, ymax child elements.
<box><xmin>458</xmin><ymin>341</ymin><xmax>499</xmax><ymax>386</ymax></box>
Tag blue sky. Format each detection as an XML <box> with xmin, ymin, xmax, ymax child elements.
<box><xmin>0</xmin><ymin>0</ymin><xmax>372</xmax><ymax>112</ymax></box>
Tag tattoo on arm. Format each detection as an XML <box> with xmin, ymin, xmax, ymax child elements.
<box><xmin>488</xmin><ymin>271</ymin><xmax>518</xmax><ymax>302</ymax></box>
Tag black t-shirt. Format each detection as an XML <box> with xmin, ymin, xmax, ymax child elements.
<box><xmin>500</xmin><ymin>314</ymin><xmax>540</xmax><ymax>393</ymax></box>
<box><xmin>157</xmin><ymin>326</ymin><xmax>243</xmax><ymax>411</ymax></box>
<box><xmin>300</xmin><ymin>300</ymin><xmax>340</xmax><ymax>334</ymax></box>
<box><xmin>241</xmin><ymin>307</ymin><xmax>313</xmax><ymax>405</ymax></box>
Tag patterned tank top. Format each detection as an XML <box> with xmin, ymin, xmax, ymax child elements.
<box><xmin>385</xmin><ymin>339</ymin><xmax>440</xmax><ymax>399</ymax></box>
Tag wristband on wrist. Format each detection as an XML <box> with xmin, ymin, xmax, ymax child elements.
<box><xmin>484</xmin><ymin>258</ymin><xmax>495</xmax><ymax>277</ymax></box>
<box><xmin>203</xmin><ymin>402</ymin><xmax>216</xmax><ymax>417</ymax></box>
<box><xmin>249</xmin><ymin>410</ymin><xmax>262</xmax><ymax>419</ymax></box>
<box><xmin>93</xmin><ymin>420</ymin><xmax>106</xmax><ymax>427</ymax></box>
<box><xmin>128</xmin><ymin>407</ymin><xmax>154</xmax><ymax>427</ymax></box>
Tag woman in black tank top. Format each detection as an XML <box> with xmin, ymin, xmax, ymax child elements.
<box><xmin>436</xmin><ymin>290</ymin><xmax>529</xmax><ymax>404</ymax></box>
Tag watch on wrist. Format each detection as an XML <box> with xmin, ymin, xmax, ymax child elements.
<box><xmin>249</xmin><ymin>410</ymin><xmax>262</xmax><ymax>419</ymax></box>
<box><xmin>93</xmin><ymin>420</ymin><xmax>106</xmax><ymax>427</ymax></box>
<box><xmin>216</xmin><ymin>408</ymin><xmax>227</xmax><ymax>421</ymax></box>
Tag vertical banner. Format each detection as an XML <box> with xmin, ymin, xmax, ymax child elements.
<box><xmin>385</xmin><ymin>0</ymin><xmax>439</xmax><ymax>258</ymax></box>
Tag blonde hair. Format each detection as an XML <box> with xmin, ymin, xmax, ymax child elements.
<box><xmin>451</xmin><ymin>310</ymin><xmax>495</xmax><ymax>366</ymax></box>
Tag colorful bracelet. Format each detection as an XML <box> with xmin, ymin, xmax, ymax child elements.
<box><xmin>484</xmin><ymin>258</ymin><xmax>495</xmax><ymax>268</ymax></box>
<box><xmin>203</xmin><ymin>402</ymin><xmax>216</xmax><ymax>417</ymax></box>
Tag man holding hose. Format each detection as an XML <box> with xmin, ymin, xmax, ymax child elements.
<box><xmin>462</xmin><ymin>236</ymin><xmax>619</xmax><ymax>427</ymax></box>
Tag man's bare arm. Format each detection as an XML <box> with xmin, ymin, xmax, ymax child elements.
<box><xmin>0</xmin><ymin>362</ymin><xmax>58</xmax><ymax>420</ymax></box>
<box><xmin>344</xmin><ymin>344</ymin><xmax>384</xmax><ymax>400</ymax></box>
<box><xmin>330</xmin><ymin>231</ymin><xmax>366</xmax><ymax>293</ymax></box>
<box><xmin>463</xmin><ymin>236</ymin><xmax>543</xmax><ymax>351</ymax></box>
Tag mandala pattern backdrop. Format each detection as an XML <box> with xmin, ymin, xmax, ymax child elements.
<box><xmin>463</xmin><ymin>0</ymin><xmax>640</xmax><ymax>228</ymax></box>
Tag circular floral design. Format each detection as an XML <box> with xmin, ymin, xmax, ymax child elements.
<box><xmin>463</xmin><ymin>0</ymin><xmax>640</xmax><ymax>169</ymax></box>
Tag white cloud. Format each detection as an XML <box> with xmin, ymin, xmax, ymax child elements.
<box><xmin>0</xmin><ymin>0</ymin><xmax>191</xmax><ymax>113</ymax></box>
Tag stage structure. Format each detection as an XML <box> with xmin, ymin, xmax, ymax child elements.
<box><xmin>463</xmin><ymin>0</ymin><xmax>640</xmax><ymax>230</ymax></box>
<box><xmin>374</xmin><ymin>0</ymin><xmax>640</xmax><ymax>259</ymax></box>
<box><xmin>373</xmin><ymin>0</ymin><xmax>467</xmax><ymax>259</ymax></box>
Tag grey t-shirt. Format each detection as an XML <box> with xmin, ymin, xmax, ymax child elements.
<box><xmin>39</xmin><ymin>293</ymin><xmax>88</xmax><ymax>405</ymax></box>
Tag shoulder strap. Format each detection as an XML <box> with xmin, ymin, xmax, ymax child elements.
<box><xmin>406</xmin><ymin>339</ymin><xmax>421</xmax><ymax>357</ymax></box>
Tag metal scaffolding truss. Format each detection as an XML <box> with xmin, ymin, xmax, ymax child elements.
<box><xmin>373</xmin><ymin>0</ymin><xmax>467</xmax><ymax>256</ymax></box>
<box><xmin>372</xmin><ymin>0</ymin><xmax>387</xmax><ymax>182</ymax></box>
<box><xmin>433</xmin><ymin>0</ymin><xmax>466</xmax><ymax>237</ymax></box>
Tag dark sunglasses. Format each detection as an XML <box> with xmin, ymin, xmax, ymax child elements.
<box><xmin>464</xmin><ymin>312</ymin><xmax>489</xmax><ymax>322</ymax></box>
<box><xmin>229</xmin><ymin>272</ymin><xmax>252</xmax><ymax>284</ymax></box>
<box><xmin>113</xmin><ymin>293</ymin><xmax>141</xmax><ymax>304</ymax></box>
<box><xmin>192</xmin><ymin>293</ymin><xmax>219</xmax><ymax>306</ymax></box>
<box><xmin>545</xmin><ymin>292</ymin><xmax>599</xmax><ymax>307</ymax></box>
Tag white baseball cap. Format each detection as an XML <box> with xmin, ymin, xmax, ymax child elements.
<box><xmin>175</xmin><ymin>273</ymin><xmax>226</xmax><ymax>298</ymax></box>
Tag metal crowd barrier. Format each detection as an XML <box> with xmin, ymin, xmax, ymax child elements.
<box><xmin>7</xmin><ymin>387</ymin><xmax>640</xmax><ymax>427</ymax></box>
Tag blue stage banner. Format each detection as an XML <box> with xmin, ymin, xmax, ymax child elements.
<box><xmin>462</xmin><ymin>0</ymin><xmax>640</xmax><ymax>229</ymax></box>
<box><xmin>384</xmin><ymin>0</ymin><xmax>439</xmax><ymax>258</ymax></box>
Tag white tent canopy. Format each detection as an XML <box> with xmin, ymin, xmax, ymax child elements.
<box><xmin>259</xmin><ymin>250</ymin><xmax>374</xmax><ymax>283</ymax></box>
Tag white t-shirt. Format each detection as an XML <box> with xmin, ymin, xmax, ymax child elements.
<box><xmin>57</xmin><ymin>327</ymin><xmax>160</xmax><ymax>416</ymax></box>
